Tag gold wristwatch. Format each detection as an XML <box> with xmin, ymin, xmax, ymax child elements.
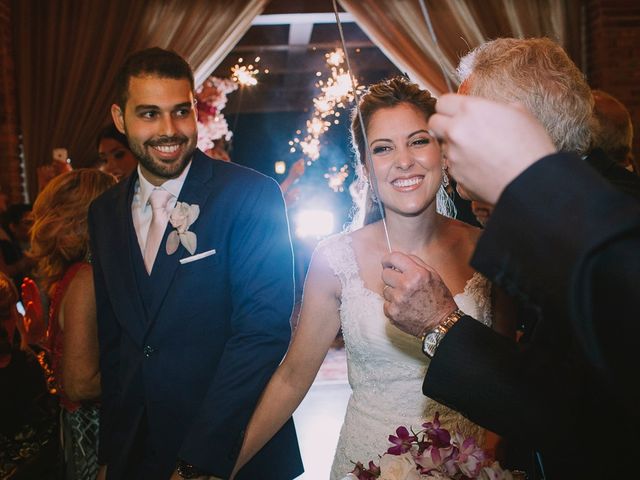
<box><xmin>421</xmin><ymin>309</ymin><xmax>464</xmax><ymax>358</ymax></box>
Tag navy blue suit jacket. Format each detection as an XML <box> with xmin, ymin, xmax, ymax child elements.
<box><xmin>88</xmin><ymin>150</ymin><xmax>302</xmax><ymax>479</ymax></box>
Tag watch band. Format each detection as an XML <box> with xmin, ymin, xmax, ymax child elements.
<box><xmin>421</xmin><ymin>308</ymin><xmax>464</xmax><ymax>358</ymax></box>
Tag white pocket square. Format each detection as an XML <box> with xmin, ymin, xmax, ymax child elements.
<box><xmin>179</xmin><ymin>249</ymin><xmax>216</xmax><ymax>265</ymax></box>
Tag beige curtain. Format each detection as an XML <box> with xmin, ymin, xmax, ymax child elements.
<box><xmin>12</xmin><ymin>0</ymin><xmax>267</xmax><ymax>198</ymax></box>
<box><xmin>138</xmin><ymin>0</ymin><xmax>267</xmax><ymax>87</ymax></box>
<box><xmin>338</xmin><ymin>0</ymin><xmax>583</xmax><ymax>95</ymax></box>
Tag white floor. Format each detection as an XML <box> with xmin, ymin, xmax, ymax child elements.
<box><xmin>292</xmin><ymin>351</ymin><xmax>351</xmax><ymax>479</ymax></box>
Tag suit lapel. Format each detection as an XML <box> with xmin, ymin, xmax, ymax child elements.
<box><xmin>145</xmin><ymin>151</ymin><xmax>215</xmax><ymax>324</ymax></box>
<box><xmin>104</xmin><ymin>172</ymin><xmax>149</xmax><ymax>343</ymax></box>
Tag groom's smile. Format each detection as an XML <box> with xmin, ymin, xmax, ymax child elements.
<box><xmin>145</xmin><ymin>135</ymin><xmax>190</xmax><ymax>162</ymax></box>
<box><xmin>112</xmin><ymin>75</ymin><xmax>198</xmax><ymax>186</ymax></box>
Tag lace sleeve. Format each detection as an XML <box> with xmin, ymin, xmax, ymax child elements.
<box><xmin>454</xmin><ymin>272</ymin><xmax>493</xmax><ymax>327</ymax></box>
<box><xmin>314</xmin><ymin>233</ymin><xmax>359</xmax><ymax>290</ymax></box>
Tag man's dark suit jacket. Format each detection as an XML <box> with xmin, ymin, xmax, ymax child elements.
<box><xmin>88</xmin><ymin>150</ymin><xmax>302</xmax><ymax>479</ymax></box>
<box><xmin>423</xmin><ymin>153</ymin><xmax>640</xmax><ymax>479</ymax></box>
<box><xmin>585</xmin><ymin>147</ymin><xmax>640</xmax><ymax>202</ymax></box>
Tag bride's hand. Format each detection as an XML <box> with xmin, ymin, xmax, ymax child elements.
<box><xmin>381</xmin><ymin>252</ymin><xmax>457</xmax><ymax>337</ymax></box>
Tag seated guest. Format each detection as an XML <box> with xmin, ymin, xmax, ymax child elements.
<box><xmin>591</xmin><ymin>89</ymin><xmax>637</xmax><ymax>175</ymax></box>
<box><xmin>29</xmin><ymin>169</ymin><xmax>115</xmax><ymax>480</ymax></box>
<box><xmin>0</xmin><ymin>203</ymin><xmax>34</xmax><ymax>289</ymax></box>
<box><xmin>96</xmin><ymin>123</ymin><xmax>137</xmax><ymax>181</ymax></box>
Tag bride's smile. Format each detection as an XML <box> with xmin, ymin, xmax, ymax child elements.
<box><xmin>390</xmin><ymin>174</ymin><xmax>424</xmax><ymax>191</ymax></box>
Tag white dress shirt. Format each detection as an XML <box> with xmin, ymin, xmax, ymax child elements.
<box><xmin>132</xmin><ymin>162</ymin><xmax>192</xmax><ymax>256</ymax></box>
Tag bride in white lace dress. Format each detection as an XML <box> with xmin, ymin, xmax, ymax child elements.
<box><xmin>322</xmin><ymin>232</ymin><xmax>492</xmax><ymax>478</ymax></box>
<box><xmin>230</xmin><ymin>77</ymin><xmax>511</xmax><ymax>479</ymax></box>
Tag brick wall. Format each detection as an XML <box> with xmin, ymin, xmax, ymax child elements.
<box><xmin>0</xmin><ymin>0</ymin><xmax>24</xmax><ymax>203</ymax></box>
<box><xmin>587</xmin><ymin>0</ymin><xmax>640</xmax><ymax>164</ymax></box>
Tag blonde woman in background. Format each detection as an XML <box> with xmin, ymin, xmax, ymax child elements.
<box><xmin>29</xmin><ymin>169</ymin><xmax>115</xmax><ymax>480</ymax></box>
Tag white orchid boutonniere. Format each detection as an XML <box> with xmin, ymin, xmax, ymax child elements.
<box><xmin>166</xmin><ymin>201</ymin><xmax>199</xmax><ymax>255</ymax></box>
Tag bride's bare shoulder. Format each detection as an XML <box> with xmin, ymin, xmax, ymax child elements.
<box><xmin>344</xmin><ymin>222</ymin><xmax>385</xmax><ymax>253</ymax></box>
<box><xmin>348</xmin><ymin>221</ymin><xmax>383</xmax><ymax>240</ymax></box>
<box><xmin>441</xmin><ymin>216</ymin><xmax>482</xmax><ymax>248</ymax></box>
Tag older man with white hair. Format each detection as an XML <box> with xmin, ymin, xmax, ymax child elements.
<box><xmin>382</xmin><ymin>38</ymin><xmax>640</xmax><ymax>479</ymax></box>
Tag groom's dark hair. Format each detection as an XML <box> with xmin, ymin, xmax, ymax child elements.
<box><xmin>113</xmin><ymin>47</ymin><xmax>195</xmax><ymax>110</ymax></box>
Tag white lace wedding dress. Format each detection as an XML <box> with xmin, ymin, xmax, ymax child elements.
<box><xmin>317</xmin><ymin>233</ymin><xmax>493</xmax><ymax>480</ymax></box>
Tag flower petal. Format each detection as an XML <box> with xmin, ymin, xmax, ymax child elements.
<box><xmin>180</xmin><ymin>231</ymin><xmax>197</xmax><ymax>255</ymax></box>
<box><xmin>187</xmin><ymin>204</ymin><xmax>200</xmax><ymax>226</ymax></box>
<box><xmin>166</xmin><ymin>231</ymin><xmax>180</xmax><ymax>255</ymax></box>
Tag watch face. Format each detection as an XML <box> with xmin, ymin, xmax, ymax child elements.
<box><xmin>421</xmin><ymin>310</ymin><xmax>463</xmax><ymax>357</ymax></box>
<box><xmin>422</xmin><ymin>332</ymin><xmax>442</xmax><ymax>357</ymax></box>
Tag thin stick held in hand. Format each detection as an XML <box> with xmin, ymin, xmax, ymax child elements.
<box><xmin>332</xmin><ymin>0</ymin><xmax>392</xmax><ymax>252</ymax></box>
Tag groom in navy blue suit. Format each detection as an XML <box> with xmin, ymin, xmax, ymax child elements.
<box><xmin>88</xmin><ymin>48</ymin><xmax>302</xmax><ymax>479</ymax></box>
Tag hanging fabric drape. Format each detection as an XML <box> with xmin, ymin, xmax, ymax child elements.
<box><xmin>137</xmin><ymin>0</ymin><xmax>267</xmax><ymax>87</ymax></box>
<box><xmin>11</xmin><ymin>0</ymin><xmax>267</xmax><ymax>198</ymax></box>
<box><xmin>338</xmin><ymin>0</ymin><xmax>582</xmax><ymax>95</ymax></box>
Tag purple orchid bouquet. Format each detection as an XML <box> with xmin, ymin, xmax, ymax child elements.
<box><xmin>344</xmin><ymin>413</ymin><xmax>517</xmax><ymax>480</ymax></box>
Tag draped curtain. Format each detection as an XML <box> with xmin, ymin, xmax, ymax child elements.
<box><xmin>338</xmin><ymin>0</ymin><xmax>583</xmax><ymax>95</ymax></box>
<box><xmin>12</xmin><ymin>0</ymin><xmax>267</xmax><ymax>199</ymax></box>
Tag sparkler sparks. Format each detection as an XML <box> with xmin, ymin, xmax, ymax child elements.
<box><xmin>324</xmin><ymin>164</ymin><xmax>350</xmax><ymax>192</ymax></box>
<box><xmin>287</xmin><ymin>48</ymin><xmax>362</xmax><ymax>190</ymax></box>
<box><xmin>300</xmin><ymin>137</ymin><xmax>321</xmax><ymax>161</ymax></box>
<box><xmin>231</xmin><ymin>57</ymin><xmax>262</xmax><ymax>87</ymax></box>
<box><xmin>326</xmin><ymin>48</ymin><xmax>345</xmax><ymax>67</ymax></box>
<box><xmin>307</xmin><ymin>117</ymin><xmax>330</xmax><ymax>137</ymax></box>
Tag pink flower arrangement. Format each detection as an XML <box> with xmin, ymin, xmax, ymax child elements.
<box><xmin>196</xmin><ymin>76</ymin><xmax>238</xmax><ymax>151</ymax></box>
<box><xmin>345</xmin><ymin>413</ymin><xmax>517</xmax><ymax>480</ymax></box>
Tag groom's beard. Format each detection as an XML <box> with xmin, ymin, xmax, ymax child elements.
<box><xmin>128</xmin><ymin>132</ymin><xmax>196</xmax><ymax>181</ymax></box>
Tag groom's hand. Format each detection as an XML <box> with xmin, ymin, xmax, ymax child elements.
<box><xmin>381</xmin><ymin>252</ymin><xmax>458</xmax><ymax>337</ymax></box>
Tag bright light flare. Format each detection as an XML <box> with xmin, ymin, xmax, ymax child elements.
<box><xmin>295</xmin><ymin>209</ymin><xmax>335</xmax><ymax>238</ymax></box>
<box><xmin>275</xmin><ymin>161</ymin><xmax>286</xmax><ymax>175</ymax></box>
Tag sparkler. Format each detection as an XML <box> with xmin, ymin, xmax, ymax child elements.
<box><xmin>231</xmin><ymin>57</ymin><xmax>262</xmax><ymax>87</ymax></box>
<box><xmin>326</xmin><ymin>48</ymin><xmax>345</xmax><ymax>67</ymax></box>
<box><xmin>324</xmin><ymin>164</ymin><xmax>350</xmax><ymax>192</ymax></box>
<box><xmin>332</xmin><ymin>0</ymin><xmax>391</xmax><ymax>252</ymax></box>
<box><xmin>287</xmin><ymin>46</ymin><xmax>363</xmax><ymax>194</ymax></box>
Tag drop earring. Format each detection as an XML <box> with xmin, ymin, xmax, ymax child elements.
<box><xmin>370</xmin><ymin>186</ymin><xmax>378</xmax><ymax>203</ymax></box>
<box><xmin>441</xmin><ymin>165</ymin><xmax>449</xmax><ymax>188</ymax></box>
